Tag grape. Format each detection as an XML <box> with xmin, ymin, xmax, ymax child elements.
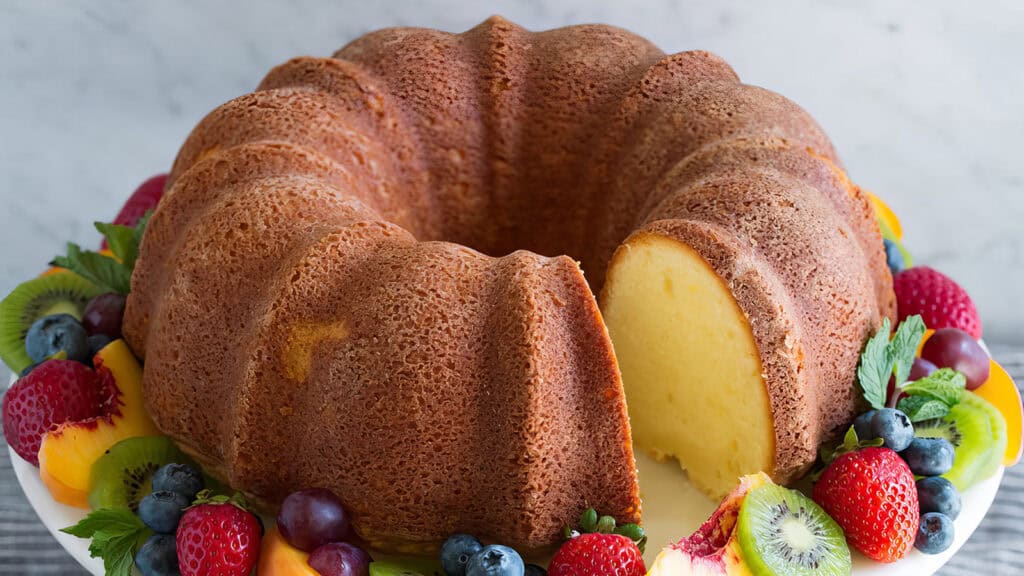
<box><xmin>82</xmin><ymin>293</ymin><xmax>127</xmax><ymax>340</ymax></box>
<box><xmin>277</xmin><ymin>488</ymin><xmax>352</xmax><ymax>551</ymax></box>
<box><xmin>920</xmin><ymin>328</ymin><xmax>990</xmax><ymax>390</ymax></box>
<box><xmin>909</xmin><ymin>357</ymin><xmax>938</xmax><ymax>381</ymax></box>
<box><xmin>307</xmin><ymin>542</ymin><xmax>372</xmax><ymax>576</ymax></box>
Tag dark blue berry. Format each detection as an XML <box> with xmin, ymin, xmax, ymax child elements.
<box><xmin>25</xmin><ymin>314</ymin><xmax>90</xmax><ymax>364</ymax></box>
<box><xmin>870</xmin><ymin>408</ymin><xmax>914</xmax><ymax>451</ymax></box>
<box><xmin>900</xmin><ymin>437</ymin><xmax>955</xmax><ymax>476</ymax></box>
<box><xmin>525</xmin><ymin>564</ymin><xmax>547</xmax><ymax>576</ymax></box>
<box><xmin>853</xmin><ymin>410</ymin><xmax>877</xmax><ymax>440</ymax></box>
<box><xmin>441</xmin><ymin>534</ymin><xmax>483</xmax><ymax>576</ymax></box>
<box><xmin>87</xmin><ymin>333</ymin><xmax>112</xmax><ymax>357</ymax></box>
<box><xmin>135</xmin><ymin>533</ymin><xmax>180</xmax><ymax>576</ymax></box>
<box><xmin>151</xmin><ymin>463</ymin><xmax>204</xmax><ymax>502</ymax></box>
<box><xmin>917</xmin><ymin>476</ymin><xmax>962</xmax><ymax>519</ymax></box>
<box><xmin>138</xmin><ymin>490</ymin><xmax>189</xmax><ymax>534</ymax></box>
<box><xmin>466</xmin><ymin>545</ymin><xmax>524</xmax><ymax>576</ymax></box>
<box><xmin>915</xmin><ymin>512</ymin><xmax>954</xmax><ymax>554</ymax></box>
<box><xmin>884</xmin><ymin>238</ymin><xmax>905</xmax><ymax>275</ymax></box>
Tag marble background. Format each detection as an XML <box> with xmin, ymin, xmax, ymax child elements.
<box><xmin>1</xmin><ymin>0</ymin><xmax>1022</xmax><ymax>376</ymax></box>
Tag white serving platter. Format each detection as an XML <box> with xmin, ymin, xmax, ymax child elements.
<box><xmin>10</xmin><ymin>443</ymin><xmax>1003</xmax><ymax>575</ymax></box>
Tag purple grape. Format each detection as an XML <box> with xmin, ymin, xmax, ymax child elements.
<box><xmin>307</xmin><ymin>542</ymin><xmax>372</xmax><ymax>576</ymax></box>
<box><xmin>920</xmin><ymin>328</ymin><xmax>990</xmax><ymax>390</ymax></box>
<box><xmin>277</xmin><ymin>488</ymin><xmax>352</xmax><ymax>552</ymax></box>
<box><xmin>82</xmin><ymin>293</ymin><xmax>127</xmax><ymax>340</ymax></box>
<box><xmin>909</xmin><ymin>357</ymin><xmax>939</xmax><ymax>381</ymax></box>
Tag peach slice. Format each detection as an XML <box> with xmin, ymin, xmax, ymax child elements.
<box><xmin>258</xmin><ymin>527</ymin><xmax>319</xmax><ymax>576</ymax></box>
<box><xmin>647</xmin><ymin>473</ymin><xmax>767</xmax><ymax>575</ymax></box>
<box><xmin>39</xmin><ymin>466</ymin><xmax>89</xmax><ymax>509</ymax></box>
<box><xmin>975</xmin><ymin>360</ymin><xmax>1023</xmax><ymax>466</ymax></box>
<box><xmin>37</xmin><ymin>339</ymin><xmax>159</xmax><ymax>499</ymax></box>
<box><xmin>866</xmin><ymin>190</ymin><xmax>903</xmax><ymax>241</ymax></box>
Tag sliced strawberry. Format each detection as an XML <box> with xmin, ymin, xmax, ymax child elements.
<box><xmin>2</xmin><ymin>360</ymin><xmax>105</xmax><ymax>465</ymax></box>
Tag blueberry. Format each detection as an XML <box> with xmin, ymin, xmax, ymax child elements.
<box><xmin>135</xmin><ymin>533</ymin><xmax>180</xmax><ymax>576</ymax></box>
<box><xmin>917</xmin><ymin>477</ymin><xmax>962</xmax><ymax>519</ymax></box>
<box><xmin>884</xmin><ymin>238</ymin><xmax>905</xmax><ymax>275</ymax></box>
<box><xmin>915</xmin><ymin>512</ymin><xmax>954</xmax><ymax>554</ymax></box>
<box><xmin>138</xmin><ymin>490</ymin><xmax>189</xmax><ymax>534</ymax></box>
<box><xmin>525</xmin><ymin>564</ymin><xmax>547</xmax><ymax>576</ymax></box>
<box><xmin>870</xmin><ymin>408</ymin><xmax>914</xmax><ymax>451</ymax></box>
<box><xmin>853</xmin><ymin>410</ymin><xmax>877</xmax><ymax>440</ymax></box>
<box><xmin>441</xmin><ymin>534</ymin><xmax>483</xmax><ymax>576</ymax></box>
<box><xmin>466</xmin><ymin>545</ymin><xmax>524</xmax><ymax>576</ymax></box>
<box><xmin>87</xmin><ymin>333</ymin><xmax>113</xmax><ymax>357</ymax></box>
<box><xmin>900</xmin><ymin>437</ymin><xmax>955</xmax><ymax>476</ymax></box>
<box><xmin>25</xmin><ymin>314</ymin><xmax>90</xmax><ymax>364</ymax></box>
<box><xmin>151</xmin><ymin>463</ymin><xmax>204</xmax><ymax>502</ymax></box>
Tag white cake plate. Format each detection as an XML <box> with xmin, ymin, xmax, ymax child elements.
<box><xmin>7</xmin><ymin>369</ymin><xmax>1006</xmax><ymax>575</ymax></box>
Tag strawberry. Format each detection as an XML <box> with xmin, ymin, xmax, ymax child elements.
<box><xmin>2</xmin><ymin>360</ymin><xmax>104</xmax><ymax>465</ymax></box>
<box><xmin>176</xmin><ymin>492</ymin><xmax>262</xmax><ymax>576</ymax></box>
<box><xmin>894</xmin><ymin>266</ymin><xmax>982</xmax><ymax>338</ymax></box>
<box><xmin>813</xmin><ymin>447</ymin><xmax>919</xmax><ymax>563</ymax></box>
<box><xmin>101</xmin><ymin>173</ymin><xmax>167</xmax><ymax>248</ymax></box>
<box><xmin>548</xmin><ymin>533</ymin><xmax>646</xmax><ymax>576</ymax></box>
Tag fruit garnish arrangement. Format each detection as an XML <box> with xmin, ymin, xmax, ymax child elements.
<box><xmin>1</xmin><ymin>176</ymin><xmax>1022</xmax><ymax>576</ymax></box>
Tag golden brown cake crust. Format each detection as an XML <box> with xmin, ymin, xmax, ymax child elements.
<box><xmin>123</xmin><ymin>15</ymin><xmax>891</xmax><ymax>551</ymax></box>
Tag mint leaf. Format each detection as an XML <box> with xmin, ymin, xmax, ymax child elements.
<box><xmin>53</xmin><ymin>243</ymin><xmax>132</xmax><ymax>294</ymax></box>
<box><xmin>890</xmin><ymin>315</ymin><xmax>926</xmax><ymax>387</ymax></box>
<box><xmin>898</xmin><ymin>395</ymin><xmax>952</xmax><ymax>422</ymax></box>
<box><xmin>857</xmin><ymin>317</ymin><xmax>892</xmax><ymax>409</ymax></box>
<box><xmin>60</xmin><ymin>508</ymin><xmax>140</xmax><ymax>538</ymax></box>
<box><xmin>900</xmin><ymin>368</ymin><xmax>966</xmax><ymax>406</ymax></box>
<box><xmin>94</xmin><ymin>222</ymin><xmax>138</xmax><ymax>271</ymax></box>
<box><xmin>62</xmin><ymin>508</ymin><xmax>150</xmax><ymax>576</ymax></box>
<box><xmin>133</xmin><ymin>211</ymin><xmax>153</xmax><ymax>248</ymax></box>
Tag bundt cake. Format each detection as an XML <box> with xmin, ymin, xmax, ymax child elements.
<box><xmin>122</xmin><ymin>16</ymin><xmax>894</xmax><ymax>553</ymax></box>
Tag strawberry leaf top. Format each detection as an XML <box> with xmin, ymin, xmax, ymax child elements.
<box><xmin>52</xmin><ymin>212</ymin><xmax>151</xmax><ymax>295</ymax></box>
<box><xmin>61</xmin><ymin>508</ymin><xmax>152</xmax><ymax>576</ymax></box>
<box><xmin>564</xmin><ymin>507</ymin><xmax>646</xmax><ymax>553</ymax></box>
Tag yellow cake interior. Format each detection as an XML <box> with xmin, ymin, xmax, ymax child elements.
<box><xmin>601</xmin><ymin>234</ymin><xmax>775</xmax><ymax>498</ymax></box>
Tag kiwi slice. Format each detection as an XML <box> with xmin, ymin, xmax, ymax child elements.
<box><xmin>0</xmin><ymin>273</ymin><xmax>103</xmax><ymax>373</ymax></box>
<box><xmin>737</xmin><ymin>482</ymin><xmax>851</xmax><ymax>576</ymax></box>
<box><xmin>917</xmin><ymin>391</ymin><xmax>1007</xmax><ymax>490</ymax></box>
<box><xmin>369</xmin><ymin>559</ymin><xmax>443</xmax><ymax>576</ymax></box>
<box><xmin>88</xmin><ymin>436</ymin><xmax>195</xmax><ymax>511</ymax></box>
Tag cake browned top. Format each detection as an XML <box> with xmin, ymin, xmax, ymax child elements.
<box><xmin>123</xmin><ymin>16</ymin><xmax>892</xmax><ymax>551</ymax></box>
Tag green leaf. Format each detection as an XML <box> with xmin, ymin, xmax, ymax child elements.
<box><xmin>897</xmin><ymin>395</ymin><xmax>952</xmax><ymax>422</ymax></box>
<box><xmin>890</xmin><ymin>315</ymin><xmax>926</xmax><ymax>387</ymax></box>
<box><xmin>900</xmin><ymin>368</ymin><xmax>966</xmax><ymax>406</ymax></box>
<box><xmin>857</xmin><ymin>317</ymin><xmax>892</xmax><ymax>409</ymax></box>
<box><xmin>62</xmin><ymin>508</ymin><xmax>150</xmax><ymax>576</ymax></box>
<box><xmin>94</xmin><ymin>222</ymin><xmax>138</xmax><ymax>269</ymax></box>
<box><xmin>61</xmin><ymin>508</ymin><xmax>140</xmax><ymax>538</ymax></box>
<box><xmin>52</xmin><ymin>243</ymin><xmax>132</xmax><ymax>294</ymax></box>
<box><xmin>596</xmin><ymin>515</ymin><xmax>616</xmax><ymax>534</ymax></box>
<box><xmin>133</xmin><ymin>211</ymin><xmax>153</xmax><ymax>246</ymax></box>
<box><xmin>579</xmin><ymin>508</ymin><xmax>598</xmax><ymax>533</ymax></box>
